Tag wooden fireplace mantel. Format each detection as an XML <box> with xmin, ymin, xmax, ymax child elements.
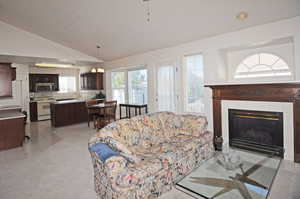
<box><xmin>205</xmin><ymin>83</ymin><xmax>300</xmax><ymax>162</ymax></box>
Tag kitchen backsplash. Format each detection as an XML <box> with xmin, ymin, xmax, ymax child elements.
<box><xmin>30</xmin><ymin>90</ymin><xmax>104</xmax><ymax>100</ymax></box>
<box><xmin>80</xmin><ymin>90</ymin><xmax>104</xmax><ymax>100</ymax></box>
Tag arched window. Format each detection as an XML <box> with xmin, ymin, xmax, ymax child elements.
<box><xmin>234</xmin><ymin>53</ymin><xmax>291</xmax><ymax>79</ymax></box>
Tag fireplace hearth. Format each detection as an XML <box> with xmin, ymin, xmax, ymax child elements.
<box><xmin>229</xmin><ymin>109</ymin><xmax>284</xmax><ymax>156</ymax></box>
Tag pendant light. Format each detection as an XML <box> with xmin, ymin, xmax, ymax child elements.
<box><xmin>91</xmin><ymin>45</ymin><xmax>105</xmax><ymax>73</ymax></box>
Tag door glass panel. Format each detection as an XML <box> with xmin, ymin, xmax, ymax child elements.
<box><xmin>157</xmin><ymin>65</ymin><xmax>175</xmax><ymax>112</ymax></box>
<box><xmin>111</xmin><ymin>71</ymin><xmax>126</xmax><ymax>104</ymax></box>
<box><xmin>184</xmin><ymin>55</ymin><xmax>204</xmax><ymax>113</ymax></box>
<box><xmin>128</xmin><ymin>69</ymin><xmax>148</xmax><ymax>105</ymax></box>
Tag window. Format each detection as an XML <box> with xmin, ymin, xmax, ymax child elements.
<box><xmin>184</xmin><ymin>55</ymin><xmax>204</xmax><ymax>113</ymax></box>
<box><xmin>235</xmin><ymin>53</ymin><xmax>291</xmax><ymax>79</ymax></box>
<box><xmin>111</xmin><ymin>71</ymin><xmax>126</xmax><ymax>104</ymax></box>
<box><xmin>111</xmin><ymin>69</ymin><xmax>148</xmax><ymax>104</ymax></box>
<box><xmin>59</xmin><ymin>76</ymin><xmax>76</xmax><ymax>92</ymax></box>
<box><xmin>128</xmin><ymin>69</ymin><xmax>147</xmax><ymax>104</ymax></box>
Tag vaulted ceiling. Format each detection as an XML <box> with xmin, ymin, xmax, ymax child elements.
<box><xmin>0</xmin><ymin>0</ymin><xmax>299</xmax><ymax>61</ymax></box>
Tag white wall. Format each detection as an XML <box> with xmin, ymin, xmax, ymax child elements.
<box><xmin>0</xmin><ymin>20</ymin><xmax>97</xmax><ymax>62</ymax></box>
<box><xmin>0</xmin><ymin>64</ymin><xmax>30</xmax><ymax>113</ymax></box>
<box><xmin>104</xmin><ymin>16</ymin><xmax>300</xmax><ymax>131</ymax></box>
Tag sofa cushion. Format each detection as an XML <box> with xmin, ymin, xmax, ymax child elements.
<box><xmin>180</xmin><ymin>114</ymin><xmax>208</xmax><ymax>137</ymax></box>
<box><xmin>89</xmin><ymin>142</ymin><xmax>120</xmax><ymax>163</ymax></box>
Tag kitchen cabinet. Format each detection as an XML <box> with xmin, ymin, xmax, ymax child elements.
<box><xmin>29</xmin><ymin>74</ymin><xmax>59</xmax><ymax>92</ymax></box>
<box><xmin>0</xmin><ymin>109</ymin><xmax>25</xmax><ymax>151</ymax></box>
<box><xmin>80</xmin><ymin>72</ymin><xmax>103</xmax><ymax>90</ymax></box>
<box><xmin>29</xmin><ymin>102</ymin><xmax>38</xmax><ymax>122</ymax></box>
<box><xmin>0</xmin><ymin>63</ymin><xmax>14</xmax><ymax>98</ymax></box>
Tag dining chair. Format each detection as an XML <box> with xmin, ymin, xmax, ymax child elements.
<box><xmin>96</xmin><ymin>100</ymin><xmax>117</xmax><ymax>130</ymax></box>
<box><xmin>86</xmin><ymin>99</ymin><xmax>99</xmax><ymax>128</ymax></box>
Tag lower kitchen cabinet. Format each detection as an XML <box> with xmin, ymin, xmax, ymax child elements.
<box><xmin>0</xmin><ymin>110</ymin><xmax>25</xmax><ymax>151</ymax></box>
<box><xmin>50</xmin><ymin>101</ymin><xmax>88</xmax><ymax>127</ymax></box>
<box><xmin>29</xmin><ymin>102</ymin><xmax>38</xmax><ymax>122</ymax></box>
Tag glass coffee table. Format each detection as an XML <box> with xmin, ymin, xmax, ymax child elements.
<box><xmin>175</xmin><ymin>149</ymin><xmax>281</xmax><ymax>199</ymax></box>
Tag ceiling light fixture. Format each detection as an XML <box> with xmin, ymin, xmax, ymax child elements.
<box><xmin>142</xmin><ymin>0</ymin><xmax>151</xmax><ymax>22</ymax></box>
<box><xmin>35</xmin><ymin>63</ymin><xmax>73</xmax><ymax>68</ymax></box>
<box><xmin>236</xmin><ymin>11</ymin><xmax>248</xmax><ymax>20</ymax></box>
<box><xmin>97</xmin><ymin>68</ymin><xmax>104</xmax><ymax>73</ymax></box>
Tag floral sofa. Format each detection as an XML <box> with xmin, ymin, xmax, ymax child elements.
<box><xmin>88</xmin><ymin>112</ymin><xmax>214</xmax><ymax>199</ymax></box>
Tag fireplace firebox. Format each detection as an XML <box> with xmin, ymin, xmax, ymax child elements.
<box><xmin>229</xmin><ymin>109</ymin><xmax>284</xmax><ymax>157</ymax></box>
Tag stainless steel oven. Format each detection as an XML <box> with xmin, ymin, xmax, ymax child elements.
<box><xmin>35</xmin><ymin>83</ymin><xmax>54</xmax><ymax>92</ymax></box>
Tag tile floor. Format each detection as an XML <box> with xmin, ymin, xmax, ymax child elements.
<box><xmin>0</xmin><ymin>121</ymin><xmax>300</xmax><ymax>199</ymax></box>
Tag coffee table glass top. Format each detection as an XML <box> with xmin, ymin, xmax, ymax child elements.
<box><xmin>175</xmin><ymin>149</ymin><xmax>281</xmax><ymax>199</ymax></box>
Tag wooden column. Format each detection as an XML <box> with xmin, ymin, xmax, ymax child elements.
<box><xmin>212</xmin><ymin>99</ymin><xmax>222</xmax><ymax>138</ymax></box>
<box><xmin>293</xmin><ymin>99</ymin><xmax>300</xmax><ymax>162</ymax></box>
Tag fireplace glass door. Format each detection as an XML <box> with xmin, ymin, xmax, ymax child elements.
<box><xmin>229</xmin><ymin>109</ymin><xmax>284</xmax><ymax>156</ymax></box>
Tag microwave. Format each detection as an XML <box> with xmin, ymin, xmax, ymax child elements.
<box><xmin>35</xmin><ymin>83</ymin><xmax>55</xmax><ymax>92</ymax></box>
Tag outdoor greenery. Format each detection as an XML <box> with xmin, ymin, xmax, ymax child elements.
<box><xmin>111</xmin><ymin>72</ymin><xmax>125</xmax><ymax>88</ymax></box>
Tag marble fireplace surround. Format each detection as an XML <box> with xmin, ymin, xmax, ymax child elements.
<box><xmin>206</xmin><ymin>83</ymin><xmax>300</xmax><ymax>163</ymax></box>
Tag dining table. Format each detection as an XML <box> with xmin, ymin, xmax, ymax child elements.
<box><xmin>87</xmin><ymin>103</ymin><xmax>116</xmax><ymax>129</ymax></box>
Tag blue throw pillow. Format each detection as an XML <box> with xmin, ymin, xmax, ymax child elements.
<box><xmin>89</xmin><ymin>143</ymin><xmax>119</xmax><ymax>162</ymax></box>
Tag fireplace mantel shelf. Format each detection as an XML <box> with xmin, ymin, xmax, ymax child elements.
<box><xmin>206</xmin><ymin>83</ymin><xmax>300</xmax><ymax>163</ymax></box>
<box><xmin>205</xmin><ymin>82</ymin><xmax>300</xmax><ymax>87</ymax></box>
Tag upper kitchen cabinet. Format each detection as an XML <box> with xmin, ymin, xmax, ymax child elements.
<box><xmin>0</xmin><ymin>63</ymin><xmax>15</xmax><ymax>98</ymax></box>
<box><xmin>80</xmin><ymin>72</ymin><xmax>103</xmax><ymax>90</ymax></box>
<box><xmin>29</xmin><ymin>74</ymin><xmax>59</xmax><ymax>92</ymax></box>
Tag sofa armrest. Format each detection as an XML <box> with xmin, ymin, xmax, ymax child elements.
<box><xmin>89</xmin><ymin>132</ymin><xmax>132</xmax><ymax>155</ymax></box>
<box><xmin>89</xmin><ymin>150</ymin><xmax>131</xmax><ymax>188</ymax></box>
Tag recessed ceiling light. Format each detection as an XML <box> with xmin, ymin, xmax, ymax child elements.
<box><xmin>236</xmin><ymin>11</ymin><xmax>248</xmax><ymax>20</ymax></box>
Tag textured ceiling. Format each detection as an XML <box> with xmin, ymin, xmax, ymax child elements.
<box><xmin>0</xmin><ymin>0</ymin><xmax>299</xmax><ymax>61</ymax></box>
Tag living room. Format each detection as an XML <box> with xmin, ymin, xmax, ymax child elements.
<box><xmin>0</xmin><ymin>1</ymin><xmax>300</xmax><ymax>199</ymax></box>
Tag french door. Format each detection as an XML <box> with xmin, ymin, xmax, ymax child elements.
<box><xmin>156</xmin><ymin>63</ymin><xmax>177</xmax><ymax>112</ymax></box>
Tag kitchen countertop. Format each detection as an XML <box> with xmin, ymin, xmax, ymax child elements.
<box><xmin>51</xmin><ymin>99</ymin><xmax>86</xmax><ymax>104</ymax></box>
<box><xmin>0</xmin><ymin>111</ymin><xmax>25</xmax><ymax>121</ymax></box>
<box><xmin>0</xmin><ymin>106</ymin><xmax>22</xmax><ymax>111</ymax></box>
<box><xmin>50</xmin><ymin>98</ymin><xmax>105</xmax><ymax>105</ymax></box>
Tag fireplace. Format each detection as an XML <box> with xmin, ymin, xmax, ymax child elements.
<box><xmin>229</xmin><ymin>109</ymin><xmax>284</xmax><ymax>156</ymax></box>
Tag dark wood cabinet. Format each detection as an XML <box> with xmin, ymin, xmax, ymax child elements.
<box><xmin>0</xmin><ymin>63</ymin><xmax>13</xmax><ymax>98</ymax></box>
<box><xmin>29</xmin><ymin>74</ymin><xmax>59</xmax><ymax>92</ymax></box>
<box><xmin>0</xmin><ymin>109</ymin><xmax>25</xmax><ymax>151</ymax></box>
<box><xmin>29</xmin><ymin>102</ymin><xmax>38</xmax><ymax>122</ymax></box>
<box><xmin>11</xmin><ymin>68</ymin><xmax>16</xmax><ymax>81</ymax></box>
<box><xmin>50</xmin><ymin>101</ymin><xmax>88</xmax><ymax>127</ymax></box>
<box><xmin>81</xmin><ymin>72</ymin><xmax>104</xmax><ymax>90</ymax></box>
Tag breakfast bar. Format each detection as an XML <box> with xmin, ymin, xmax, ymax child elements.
<box><xmin>50</xmin><ymin>99</ymin><xmax>105</xmax><ymax>127</ymax></box>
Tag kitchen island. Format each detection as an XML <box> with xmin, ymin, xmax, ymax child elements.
<box><xmin>50</xmin><ymin>99</ymin><xmax>104</xmax><ymax>127</ymax></box>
